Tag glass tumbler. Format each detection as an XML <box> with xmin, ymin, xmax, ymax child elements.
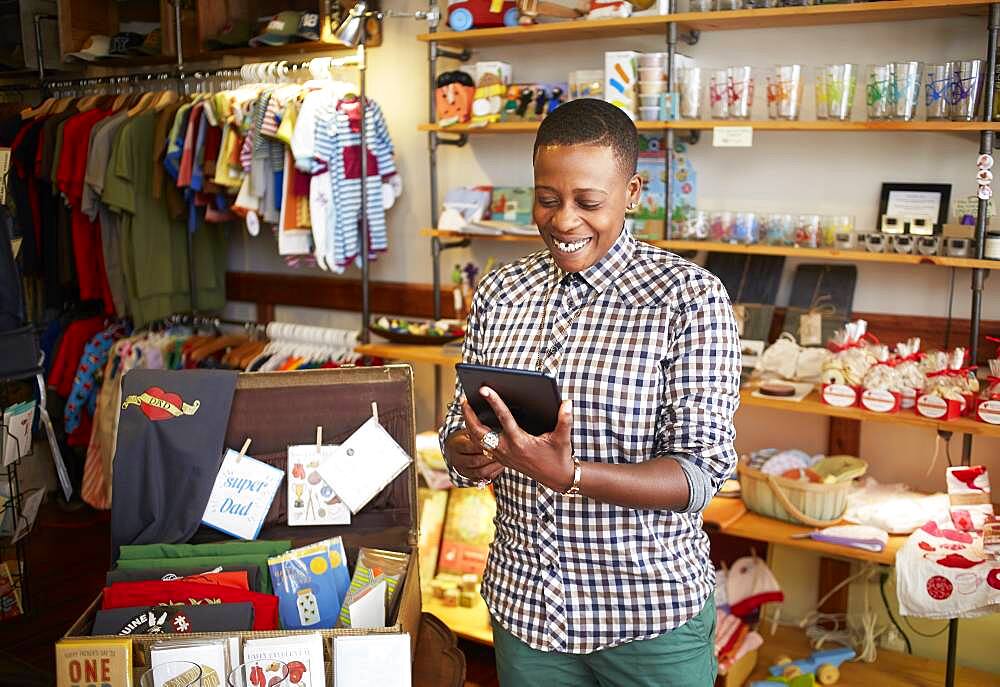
<box><xmin>825</xmin><ymin>63</ymin><xmax>857</xmax><ymax>121</ymax></box>
<box><xmin>709</xmin><ymin>211</ymin><xmax>735</xmax><ymax>242</ymax></box>
<box><xmin>678</xmin><ymin>66</ymin><xmax>703</xmax><ymax>119</ymax></box>
<box><xmin>949</xmin><ymin>59</ymin><xmax>984</xmax><ymax>122</ymax></box>
<box><xmin>765</xmin><ymin>213</ymin><xmax>795</xmax><ymax>245</ymax></box>
<box><xmin>733</xmin><ymin>212</ymin><xmax>761</xmax><ymax>244</ymax></box>
<box><xmin>728</xmin><ymin>66</ymin><xmax>754</xmax><ymax>119</ymax></box>
<box><xmin>866</xmin><ymin>63</ymin><xmax>893</xmax><ymax>120</ymax></box>
<box><xmin>775</xmin><ymin>64</ymin><xmax>804</xmax><ymax>120</ymax></box>
<box><xmin>815</xmin><ymin>67</ymin><xmax>829</xmax><ymax>119</ymax></box>
<box><xmin>891</xmin><ymin>61</ymin><xmax>922</xmax><ymax>121</ymax></box>
<box><xmin>709</xmin><ymin>68</ymin><xmax>730</xmax><ymax>119</ymax></box>
<box><xmin>688</xmin><ymin>0</ymin><xmax>713</xmax><ymax>10</ymax></box>
<box><xmin>682</xmin><ymin>210</ymin><xmax>710</xmax><ymax>240</ymax></box>
<box><xmin>765</xmin><ymin>72</ymin><xmax>780</xmax><ymax>119</ymax></box>
<box><xmin>715</xmin><ymin>0</ymin><xmax>743</xmax><ymax>9</ymax></box>
<box><xmin>821</xmin><ymin>215</ymin><xmax>855</xmax><ymax>247</ymax></box>
<box><xmin>925</xmin><ymin>62</ymin><xmax>952</xmax><ymax>120</ymax></box>
<box><xmin>140</xmin><ymin>662</ymin><xmax>202</xmax><ymax>687</ymax></box>
<box><xmin>228</xmin><ymin>662</ymin><xmax>290</xmax><ymax>687</ymax></box>
<box><xmin>795</xmin><ymin>214</ymin><xmax>821</xmax><ymax>248</ymax></box>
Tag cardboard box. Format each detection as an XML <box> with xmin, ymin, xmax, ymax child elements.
<box><xmin>605</xmin><ymin>51</ymin><xmax>640</xmax><ymax>120</ymax></box>
<box><xmin>64</xmin><ymin>367</ymin><xmax>423</xmax><ymax>679</ymax></box>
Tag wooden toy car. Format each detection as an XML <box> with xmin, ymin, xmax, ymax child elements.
<box><xmin>447</xmin><ymin>0</ymin><xmax>519</xmax><ymax>31</ymax></box>
<box><xmin>758</xmin><ymin>647</ymin><xmax>856</xmax><ymax>686</ymax></box>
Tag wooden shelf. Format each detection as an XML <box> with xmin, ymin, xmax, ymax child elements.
<box><xmin>187</xmin><ymin>41</ymin><xmax>359</xmax><ymax>62</ymax></box>
<box><xmin>420</xmin><ymin>119</ymin><xmax>997</xmax><ymax>134</ymax></box>
<box><xmin>356</xmin><ymin>342</ymin><xmax>461</xmax><ymax>366</ymax></box>
<box><xmin>423</xmin><ymin>230</ymin><xmax>1000</xmax><ymax>272</ymax></box>
<box><xmin>418</xmin><ymin>0</ymin><xmax>989</xmax><ymax>48</ymax></box>
<box><xmin>740</xmin><ymin>389</ymin><xmax>1000</xmax><ymax>439</ymax></box>
<box><xmin>751</xmin><ymin>625</ymin><xmax>994</xmax><ymax>687</ymax></box>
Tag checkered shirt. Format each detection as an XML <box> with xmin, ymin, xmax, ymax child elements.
<box><xmin>439</xmin><ymin>228</ymin><xmax>741</xmax><ymax>654</ymax></box>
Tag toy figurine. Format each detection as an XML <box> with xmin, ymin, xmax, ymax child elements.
<box><xmin>748</xmin><ymin>647</ymin><xmax>855</xmax><ymax>687</ymax></box>
<box><xmin>436</xmin><ymin>71</ymin><xmax>476</xmax><ymax>125</ymax></box>
<box><xmin>516</xmin><ymin>0</ymin><xmax>588</xmax><ymax>23</ymax></box>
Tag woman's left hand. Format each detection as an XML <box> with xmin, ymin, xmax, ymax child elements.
<box><xmin>461</xmin><ymin>387</ymin><xmax>574</xmax><ymax>492</ymax></box>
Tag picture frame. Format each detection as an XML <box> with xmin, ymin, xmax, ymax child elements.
<box><xmin>878</xmin><ymin>183</ymin><xmax>952</xmax><ymax>230</ymax></box>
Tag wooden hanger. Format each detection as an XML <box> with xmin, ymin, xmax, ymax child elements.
<box><xmin>21</xmin><ymin>97</ymin><xmax>54</xmax><ymax>119</ymax></box>
<box><xmin>153</xmin><ymin>89</ymin><xmax>179</xmax><ymax>112</ymax></box>
<box><xmin>127</xmin><ymin>90</ymin><xmax>157</xmax><ymax>117</ymax></box>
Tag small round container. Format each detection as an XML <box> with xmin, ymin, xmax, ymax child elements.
<box><xmin>733</xmin><ymin>212</ymin><xmax>761</xmax><ymax>244</ymax></box>
<box><xmin>689</xmin><ymin>0</ymin><xmax>713</xmax><ymax>10</ymax></box>
<box><xmin>638</xmin><ymin>67</ymin><xmax>665</xmax><ymax>83</ymax></box>
<box><xmin>639</xmin><ymin>80</ymin><xmax>667</xmax><ymax>95</ymax></box>
<box><xmin>639</xmin><ymin>53</ymin><xmax>667</xmax><ymax>68</ymax></box>
<box><xmin>639</xmin><ymin>106</ymin><xmax>662</xmax><ymax>121</ymax></box>
<box><xmin>682</xmin><ymin>210</ymin><xmax>710</xmax><ymax>240</ymax></box>
<box><xmin>639</xmin><ymin>94</ymin><xmax>662</xmax><ymax>108</ymax></box>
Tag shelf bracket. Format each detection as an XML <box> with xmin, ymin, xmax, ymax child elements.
<box><xmin>437</xmin><ymin>47</ymin><xmax>472</xmax><ymax>62</ymax></box>
<box><xmin>680</xmin><ymin>29</ymin><xmax>700</xmax><ymax>46</ymax></box>
<box><xmin>682</xmin><ymin>130</ymin><xmax>701</xmax><ymax>146</ymax></box>
<box><xmin>437</xmin><ymin>133</ymin><xmax>469</xmax><ymax>147</ymax></box>
<box><xmin>440</xmin><ymin>238</ymin><xmax>472</xmax><ymax>251</ymax></box>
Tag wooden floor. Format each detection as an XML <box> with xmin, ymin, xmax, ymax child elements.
<box><xmin>0</xmin><ymin>502</ymin><xmax>111</xmax><ymax>685</ymax></box>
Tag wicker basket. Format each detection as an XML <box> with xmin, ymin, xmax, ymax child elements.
<box><xmin>737</xmin><ymin>456</ymin><xmax>865</xmax><ymax>527</ymax></box>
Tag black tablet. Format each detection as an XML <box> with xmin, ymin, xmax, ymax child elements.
<box><xmin>456</xmin><ymin>363</ymin><xmax>562</xmax><ymax>436</ymax></box>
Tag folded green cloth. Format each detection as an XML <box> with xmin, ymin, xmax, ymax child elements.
<box><xmin>115</xmin><ymin>541</ymin><xmax>292</xmax><ymax>594</ymax></box>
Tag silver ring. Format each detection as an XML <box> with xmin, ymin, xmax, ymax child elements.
<box><xmin>481</xmin><ymin>430</ymin><xmax>501</xmax><ymax>451</ymax></box>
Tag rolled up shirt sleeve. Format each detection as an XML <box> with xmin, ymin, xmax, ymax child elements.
<box><xmin>654</xmin><ymin>274</ymin><xmax>742</xmax><ymax>513</ymax></box>
<box><xmin>438</xmin><ymin>273</ymin><xmax>494</xmax><ymax>488</ymax></box>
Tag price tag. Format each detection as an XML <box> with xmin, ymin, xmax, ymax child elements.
<box><xmin>799</xmin><ymin>312</ymin><xmax>823</xmax><ymax>346</ymax></box>
<box><xmin>733</xmin><ymin>304</ymin><xmax>746</xmax><ymax>337</ymax></box>
<box><xmin>246</xmin><ymin>211</ymin><xmax>260</xmax><ymax>237</ymax></box>
<box><xmin>713</xmin><ymin>127</ymin><xmax>754</xmax><ymax>148</ymax></box>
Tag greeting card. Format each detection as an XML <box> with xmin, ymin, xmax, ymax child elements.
<box><xmin>3</xmin><ymin>400</ymin><xmax>35</xmax><ymax>466</ymax></box>
<box><xmin>268</xmin><ymin>537</ymin><xmax>351</xmax><ymax>630</ymax></box>
<box><xmin>317</xmin><ymin>417</ymin><xmax>412</xmax><ymax>514</ymax></box>
<box><xmin>287</xmin><ymin>444</ymin><xmax>350</xmax><ymax>526</ymax></box>
<box><xmin>202</xmin><ymin>448</ymin><xmax>284</xmax><ymax>540</ymax></box>
<box><xmin>0</xmin><ymin>562</ymin><xmax>22</xmax><ymax>620</ymax></box>
<box><xmin>149</xmin><ymin>638</ymin><xmax>229</xmax><ymax>687</ymax></box>
<box><xmin>437</xmin><ymin>487</ymin><xmax>497</xmax><ymax>579</ymax></box>
<box><xmin>243</xmin><ymin>633</ymin><xmax>324</xmax><ymax>687</ymax></box>
<box><xmin>56</xmin><ymin>638</ymin><xmax>133</xmax><ymax>687</ymax></box>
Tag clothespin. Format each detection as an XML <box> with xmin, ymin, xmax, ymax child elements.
<box><xmin>316</xmin><ymin>426</ymin><xmax>323</xmax><ymax>452</ymax></box>
<box><xmin>371</xmin><ymin>402</ymin><xmax>379</xmax><ymax>423</ymax></box>
<box><xmin>237</xmin><ymin>438</ymin><xmax>252</xmax><ymax>463</ymax></box>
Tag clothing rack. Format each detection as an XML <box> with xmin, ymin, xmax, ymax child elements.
<box><xmin>32</xmin><ymin>49</ymin><xmax>372</xmax><ymax>340</ymax></box>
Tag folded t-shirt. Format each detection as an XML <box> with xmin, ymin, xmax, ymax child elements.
<box><xmin>115</xmin><ymin>555</ymin><xmax>280</xmax><ymax>594</ymax></box>
<box><xmin>106</xmin><ymin>565</ymin><xmax>261</xmax><ymax>592</ymax></box>
<box><xmin>92</xmin><ymin>602</ymin><xmax>255</xmax><ymax>636</ymax></box>
<box><xmin>102</xmin><ymin>580</ymin><xmax>279</xmax><ymax>630</ymax></box>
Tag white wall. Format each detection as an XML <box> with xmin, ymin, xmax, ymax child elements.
<box><xmin>225</xmin><ymin>4</ymin><xmax>1000</xmax><ymax>673</ymax></box>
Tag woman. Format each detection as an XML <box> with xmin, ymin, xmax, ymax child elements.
<box><xmin>439</xmin><ymin>98</ymin><xmax>740</xmax><ymax>686</ymax></box>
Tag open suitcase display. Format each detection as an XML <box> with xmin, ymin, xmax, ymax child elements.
<box><xmin>64</xmin><ymin>366</ymin><xmax>422</xmax><ymax>678</ymax></box>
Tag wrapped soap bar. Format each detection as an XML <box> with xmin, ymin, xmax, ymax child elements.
<box><xmin>893</xmin><ymin>338</ymin><xmax>925</xmax><ymax>409</ymax></box>
<box><xmin>861</xmin><ymin>346</ymin><xmax>904</xmax><ymax>413</ymax></box>
<box><xmin>918</xmin><ymin>348</ymin><xmax>979</xmax><ymax>420</ymax></box>
<box><xmin>946</xmin><ymin>466</ymin><xmax>994</xmax><ymax>532</ymax></box>
<box><xmin>821</xmin><ymin>320</ymin><xmax>877</xmax><ymax>407</ymax></box>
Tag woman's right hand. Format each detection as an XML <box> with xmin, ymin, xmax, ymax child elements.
<box><xmin>443</xmin><ymin>428</ymin><xmax>505</xmax><ymax>484</ymax></box>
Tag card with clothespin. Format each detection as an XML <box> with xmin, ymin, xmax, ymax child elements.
<box><xmin>202</xmin><ymin>438</ymin><xmax>284</xmax><ymax>540</ymax></box>
<box><xmin>287</xmin><ymin>426</ymin><xmax>351</xmax><ymax>526</ymax></box>
<box><xmin>317</xmin><ymin>403</ymin><xmax>413</xmax><ymax>514</ymax></box>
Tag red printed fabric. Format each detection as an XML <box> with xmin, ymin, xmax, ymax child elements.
<box><xmin>48</xmin><ymin>317</ymin><xmax>104</xmax><ymax>398</ymax></box>
<box><xmin>102</xmin><ymin>580</ymin><xmax>278</xmax><ymax>630</ymax></box>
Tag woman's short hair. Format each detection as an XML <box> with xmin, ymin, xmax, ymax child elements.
<box><xmin>533</xmin><ymin>98</ymin><xmax>639</xmax><ymax>178</ymax></box>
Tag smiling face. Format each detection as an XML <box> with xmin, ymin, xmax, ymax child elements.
<box><xmin>533</xmin><ymin>144</ymin><xmax>642</xmax><ymax>273</ymax></box>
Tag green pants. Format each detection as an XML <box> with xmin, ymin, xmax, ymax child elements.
<box><xmin>492</xmin><ymin>595</ymin><xmax>716</xmax><ymax>687</ymax></box>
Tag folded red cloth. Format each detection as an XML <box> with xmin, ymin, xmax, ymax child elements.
<box><xmin>102</xmin><ymin>580</ymin><xmax>278</xmax><ymax>630</ymax></box>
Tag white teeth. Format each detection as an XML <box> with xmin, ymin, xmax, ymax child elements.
<box><xmin>554</xmin><ymin>237</ymin><xmax>591</xmax><ymax>254</ymax></box>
